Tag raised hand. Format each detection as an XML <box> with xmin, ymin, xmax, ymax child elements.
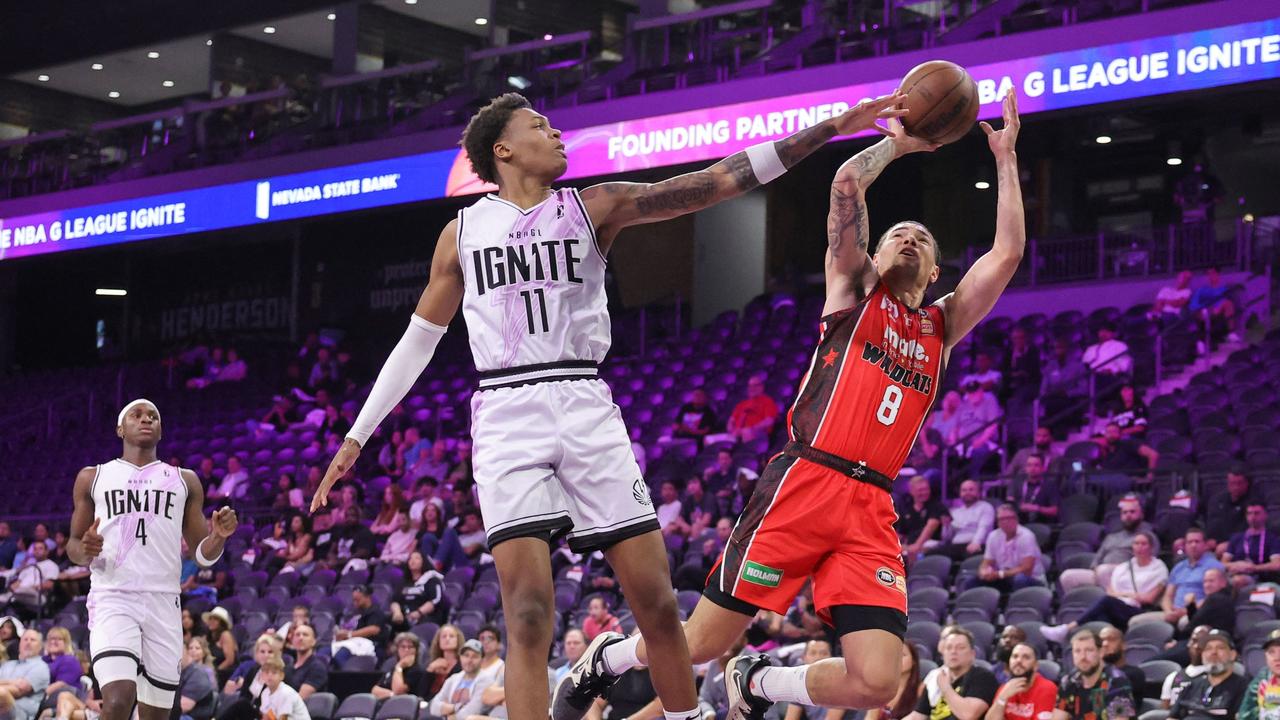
<box><xmin>881</xmin><ymin>114</ymin><xmax>942</xmax><ymax>156</ymax></box>
<box><xmin>310</xmin><ymin>438</ymin><xmax>362</xmax><ymax>512</ymax></box>
<box><xmin>979</xmin><ymin>87</ymin><xmax>1020</xmax><ymax>158</ymax></box>
<box><xmin>211</xmin><ymin>507</ymin><xmax>238</xmax><ymax>539</ymax></box>
<box><xmin>831</xmin><ymin>91</ymin><xmax>909</xmax><ymax>137</ymax></box>
<box><xmin>82</xmin><ymin>518</ymin><xmax>103</xmax><ymax>559</ymax></box>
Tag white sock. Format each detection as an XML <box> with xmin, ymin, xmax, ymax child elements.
<box><xmin>663</xmin><ymin>709</ymin><xmax>699</xmax><ymax>720</ymax></box>
<box><xmin>601</xmin><ymin>634</ymin><xmax>643</xmax><ymax>675</ymax></box>
<box><xmin>748</xmin><ymin>665</ymin><xmax>814</xmax><ymax>705</ymax></box>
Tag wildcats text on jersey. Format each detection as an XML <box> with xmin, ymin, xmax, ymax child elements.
<box><xmin>471</xmin><ymin>236</ymin><xmax>586</xmax><ymax>296</ymax></box>
<box><xmin>859</xmin><ymin>341</ymin><xmax>934</xmax><ymax>396</ymax></box>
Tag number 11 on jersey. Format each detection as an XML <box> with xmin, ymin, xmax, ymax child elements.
<box><xmin>521</xmin><ymin>288</ymin><xmax>549</xmax><ymax>334</ymax></box>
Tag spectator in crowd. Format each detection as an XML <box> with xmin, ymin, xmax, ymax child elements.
<box><xmin>276</xmin><ymin>605</ymin><xmax>310</xmax><ymax>645</ymax></box>
<box><xmin>781</xmin><ymin>640</ymin><xmax>840</xmax><ymax>720</ymax></box>
<box><xmin>188</xmin><ymin>349</ymin><xmax>247</xmax><ymax>389</ymax></box>
<box><xmin>287</xmin><ymin>624</ymin><xmax>327</xmax><ymax>699</ymax></box>
<box><xmin>1203</xmin><ymin>468</ymin><xmax>1255</xmax><ymax>551</ymax></box>
<box><xmin>670</xmin><ymin>477</ymin><xmax>719</xmax><ymax>539</ymax></box>
<box><xmin>864</xmin><ymin>641</ymin><xmax>921</xmax><ymax>720</ymax></box>
<box><xmin>1183</xmin><ymin>568</ymin><xmax>1234</xmax><ymax>636</ymax></box>
<box><xmin>986</xmin><ymin>642</ymin><xmax>1057</xmax><ymax>720</ymax></box>
<box><xmin>177</xmin><ymin>637</ymin><xmax>217</xmax><ymax>720</ymax></box>
<box><xmin>255</xmin><ymin>656</ymin><xmax>310</xmax><ymax>720</ymax></box>
<box><xmin>968</xmin><ymin>504</ymin><xmax>1044</xmax><ymax>592</ymax></box>
<box><xmin>656</xmin><ymin>481</ymin><xmax>684</xmax><ymax>535</ymax></box>
<box><xmin>0</xmin><ymin>524</ymin><xmax>17</xmax><ymax>571</ymax></box>
<box><xmin>1099</xmin><ymin>626</ymin><xmax>1146</xmax><ymax>707</ymax></box>
<box><xmin>418</xmin><ymin>504</ymin><xmax>468</xmax><ymax>573</ymax></box>
<box><xmin>1188</xmin><ymin>268</ymin><xmax>1238</xmax><ymax>344</ymax></box>
<box><xmin>582</xmin><ymin>597</ymin><xmax>623</xmax><ymax>642</ymax></box>
<box><xmin>906</xmin><ymin>626</ymin><xmax>997</xmax><ymax>720</ymax></box>
<box><xmin>446</xmin><ymin>440</ymin><xmax>474</xmax><ymax>489</ymax></box>
<box><xmin>223</xmin><ymin>633</ymin><xmax>283</xmax><ymax>696</ymax></box>
<box><xmin>279</xmin><ymin>514</ymin><xmax>315</xmax><ymax>574</ymax></box>
<box><xmin>937</xmin><ymin>479</ymin><xmax>994</xmax><ymax>561</ymax></box>
<box><xmin>1052</xmin><ymin>629</ymin><xmax>1135</xmax><ymax>720</ymax></box>
<box><xmin>428</xmin><ymin>638</ymin><xmax>486</xmax><ymax>720</ymax></box>
<box><xmin>551</xmin><ymin>629</ymin><xmax>588</xmax><ymax>685</ymax></box>
<box><xmin>1151</xmin><ymin>270</ymin><xmax>1194</xmax><ymax>321</ymax></box>
<box><xmin>1159</xmin><ymin>528</ymin><xmax>1225</xmax><ymax>628</ymax></box>
<box><xmin>372</xmin><ymin>633</ymin><xmax>426</xmax><ymax>700</ymax></box>
<box><xmin>202</xmin><ymin>608</ymin><xmax>239</xmax><ymax>686</ymax></box>
<box><xmin>1167</xmin><ymin>630</ymin><xmax>1246</xmax><ymax>719</ymax></box>
<box><xmin>454</xmin><ymin>510</ymin><xmax>488</xmax><ymax>560</ymax></box>
<box><xmin>1040</xmin><ymin>337</ymin><xmax>1089</xmax><ymax>431</ymax></box>
<box><xmin>474</xmin><ymin>625</ymin><xmax>504</xmax><ymax>684</ymax></box>
<box><xmin>1059</xmin><ymin>495</ymin><xmax>1159</xmax><ymax>591</ymax></box>
<box><xmin>1043</xmin><ymin>531</ymin><xmax>1168</xmax><ymax>642</ymax></box>
<box><xmin>259</xmin><ymin>395</ymin><xmax>303</xmax><ymax>435</ymax></box>
<box><xmin>703</xmin><ymin>450</ymin><xmax>739</xmax><ymax>497</ymax></box>
<box><xmin>1005</xmin><ymin>426</ymin><xmax>1058</xmax><ymax>482</ymax></box>
<box><xmin>1223</xmin><ymin>503</ymin><xmax>1280</xmax><ymax>589</ymax></box>
<box><xmin>327</xmin><ymin>506</ymin><xmax>376</xmax><ymax>570</ymax></box>
<box><xmin>408</xmin><ymin>478</ymin><xmax>441</xmax><ymax>529</ymax></box>
<box><xmin>207</xmin><ymin>453</ymin><xmax>249</xmax><ymax>499</ymax></box>
<box><xmin>390</xmin><ymin>551</ymin><xmax>447</xmax><ymax>630</ymax></box>
<box><xmin>414</xmin><ymin>442</ymin><xmax>452</xmax><ymax>484</ymax></box>
<box><xmin>725</xmin><ymin>467</ymin><xmax>760</xmax><ymax>517</ymax></box>
<box><xmin>1159</xmin><ymin>626</ymin><xmax>1212</xmax><ymax>710</ymax></box>
<box><xmin>1082</xmin><ymin>322</ymin><xmax>1131</xmax><ymax>379</ymax></box>
<box><xmin>707</xmin><ymin>373</ymin><xmax>779</xmax><ymax>445</ymax></box>
<box><xmin>379</xmin><ymin>513</ymin><xmax>418</xmax><ymax>565</ymax></box>
<box><xmin>926</xmin><ymin>391</ymin><xmax>964</xmax><ymax>455</ymax></box>
<box><xmin>0</xmin><ymin>619</ymin><xmax>20</xmax><ymax>659</ymax></box>
<box><xmin>424</xmin><ymin>625</ymin><xmax>464</xmax><ymax>697</ymax></box>
<box><xmin>0</xmin><ymin>540</ymin><xmax>58</xmax><ymax>616</ymax></box>
<box><xmin>29</xmin><ymin>526</ymin><xmax>54</xmax><ymax>554</ymax></box>
<box><xmin>1093</xmin><ymin>423</ymin><xmax>1159</xmax><ymax>488</ymax></box>
<box><xmin>1239</xmin><ymin>628</ymin><xmax>1280</xmax><ymax>720</ymax></box>
<box><xmin>993</xmin><ymin>626</ymin><xmax>1029</xmax><ymax>684</ymax></box>
<box><xmin>1006</xmin><ymin>453</ymin><xmax>1059</xmax><ymax>523</ymax></box>
<box><xmin>314</xmin><ymin>483</ymin><xmax>360</xmax><ymax>535</ymax></box>
<box><xmin>331</xmin><ymin>586</ymin><xmax>387</xmax><ymax>667</ymax></box>
<box><xmin>955</xmin><ymin>380</ymin><xmax>1003</xmax><ymax>476</ymax></box>
<box><xmin>1107</xmin><ymin>385</ymin><xmax>1148</xmax><ymax>439</ymax></box>
<box><xmin>39</xmin><ymin>627</ymin><xmax>80</xmax><ymax>704</ymax></box>
<box><xmin>272</xmin><ymin>474</ymin><xmax>306</xmax><ymax>513</ymax></box>
<box><xmin>0</xmin><ymin>629</ymin><xmax>48</xmax><ymax>720</ymax></box>
<box><xmin>896</xmin><ymin>476</ymin><xmax>949</xmax><ymax>561</ymax></box>
<box><xmin>377</xmin><ymin>431</ymin><xmax>407</xmax><ymax>480</ymax></box>
<box><xmin>400</xmin><ymin>428</ymin><xmax>432</xmax><ymax>481</ymax></box>
<box><xmin>665</xmin><ymin>389</ymin><xmax>718</xmax><ymax>448</ymax></box>
<box><xmin>307</xmin><ymin>346</ymin><xmax>340</xmax><ymax>394</ymax></box>
<box><xmin>962</xmin><ymin>351</ymin><xmax>1003</xmax><ymax>393</ymax></box>
<box><xmin>1003</xmin><ymin>328</ymin><xmax>1042</xmax><ymax>406</ymax></box>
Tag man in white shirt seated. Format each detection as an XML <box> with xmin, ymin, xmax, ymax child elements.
<box><xmin>1150</xmin><ymin>270</ymin><xmax>1193</xmax><ymax>322</ymax></box>
<box><xmin>936</xmin><ymin>480</ymin><xmax>995</xmax><ymax>561</ymax></box>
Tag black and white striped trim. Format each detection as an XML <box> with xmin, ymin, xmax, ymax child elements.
<box><xmin>476</xmin><ymin>360</ymin><xmax>599</xmax><ymax>390</ymax></box>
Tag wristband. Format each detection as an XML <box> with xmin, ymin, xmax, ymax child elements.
<box><xmin>196</xmin><ymin>540</ymin><xmax>224</xmax><ymax>568</ymax></box>
<box><xmin>745</xmin><ymin>141</ymin><xmax>786</xmax><ymax>184</ymax></box>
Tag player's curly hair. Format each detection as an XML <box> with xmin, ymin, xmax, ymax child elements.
<box><xmin>460</xmin><ymin>93</ymin><xmax>532</xmax><ymax>185</ymax></box>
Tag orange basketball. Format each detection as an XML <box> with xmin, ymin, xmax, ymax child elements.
<box><xmin>898</xmin><ymin>60</ymin><xmax>980</xmax><ymax>145</ymax></box>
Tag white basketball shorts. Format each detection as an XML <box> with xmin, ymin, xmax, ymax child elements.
<box><xmin>87</xmin><ymin>589</ymin><xmax>182</xmax><ymax>707</ymax></box>
<box><xmin>470</xmin><ymin>376</ymin><xmax>659</xmax><ymax>552</ymax></box>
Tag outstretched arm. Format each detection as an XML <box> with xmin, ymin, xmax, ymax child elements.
<box><xmin>580</xmin><ymin>91</ymin><xmax>908</xmax><ymax>252</ymax></box>
<box><xmin>942</xmin><ymin>89</ymin><xmax>1024</xmax><ymax>348</ymax></box>
<box><xmin>311</xmin><ymin>222</ymin><xmax>464</xmax><ymax>512</ymax></box>
<box><xmin>824</xmin><ymin>118</ymin><xmax>939</xmax><ymax>315</ymax></box>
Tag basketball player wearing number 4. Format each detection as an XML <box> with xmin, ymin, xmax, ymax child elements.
<box><xmin>554</xmin><ymin>89</ymin><xmax>1024</xmax><ymax>720</ymax></box>
<box><xmin>310</xmin><ymin>90</ymin><xmax>910</xmax><ymax>720</ymax></box>
<box><xmin>67</xmin><ymin>399</ymin><xmax>238</xmax><ymax>720</ymax></box>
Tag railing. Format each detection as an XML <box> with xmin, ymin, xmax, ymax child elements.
<box><xmin>967</xmin><ymin>220</ymin><xmax>1256</xmax><ymax>288</ymax></box>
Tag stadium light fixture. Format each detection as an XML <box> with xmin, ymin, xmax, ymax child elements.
<box><xmin>163</xmin><ymin>80</ymin><xmax>175</xmax><ymax>87</ymax></box>
<box><xmin>37</xmin><ymin>74</ymin><xmax>50</xmax><ymax>82</ymax></box>
<box><xmin>91</xmin><ymin>63</ymin><xmax>104</xmax><ymax>70</ymax></box>
<box><xmin>327</xmin><ymin>13</ymin><xmax>336</xmax><ymax>20</ymax></box>
<box><xmin>507</xmin><ymin>76</ymin><xmax>531</xmax><ymax>90</ymax></box>
<box><xmin>96</xmin><ymin>288</ymin><xmax>127</xmax><ymax>297</ymax></box>
<box><xmin>206</xmin><ymin>39</ymin><xmax>213</xmax><ymax>46</ymax></box>
<box><xmin>147</xmin><ymin>51</ymin><xmax>160</xmax><ymax>59</ymax></box>
<box><xmin>1166</xmin><ymin>157</ymin><xmax>1183</xmax><ymax>166</ymax></box>
<box><xmin>405</xmin><ymin>0</ymin><xmax>417</xmax><ymax>4</ymax></box>
<box><xmin>544</xmin><ymin>34</ymin><xmax>553</xmax><ymax>40</ymax></box>
<box><xmin>475</xmin><ymin>17</ymin><xmax>488</xmax><ymax>25</ymax></box>
<box><xmin>263</xmin><ymin>26</ymin><xmax>277</xmax><ymax>34</ymax></box>
<box><xmin>974</xmin><ymin>181</ymin><xmax>991</xmax><ymax>190</ymax></box>
<box><xmin>108</xmin><ymin>91</ymin><xmax>120</xmax><ymax>98</ymax></box>
<box><xmin>1095</xmin><ymin>135</ymin><xmax>1112</xmax><ymax>144</ymax></box>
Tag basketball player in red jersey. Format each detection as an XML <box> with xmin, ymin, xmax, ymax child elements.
<box><xmin>554</xmin><ymin>89</ymin><xmax>1023</xmax><ymax>720</ymax></box>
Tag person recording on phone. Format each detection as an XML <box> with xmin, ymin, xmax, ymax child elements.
<box><xmin>986</xmin><ymin>643</ymin><xmax>1057</xmax><ymax>720</ymax></box>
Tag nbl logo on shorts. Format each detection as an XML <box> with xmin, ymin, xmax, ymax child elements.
<box><xmin>876</xmin><ymin>567</ymin><xmax>907</xmax><ymax>596</ymax></box>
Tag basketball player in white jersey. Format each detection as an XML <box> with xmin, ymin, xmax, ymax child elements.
<box><xmin>67</xmin><ymin>400</ymin><xmax>238</xmax><ymax>720</ymax></box>
<box><xmin>310</xmin><ymin>91</ymin><xmax>909</xmax><ymax>720</ymax></box>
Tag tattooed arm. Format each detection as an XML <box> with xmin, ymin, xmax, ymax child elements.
<box><xmin>579</xmin><ymin>91</ymin><xmax>908</xmax><ymax>253</ymax></box>
<box><xmin>824</xmin><ymin>120</ymin><xmax>939</xmax><ymax>316</ymax></box>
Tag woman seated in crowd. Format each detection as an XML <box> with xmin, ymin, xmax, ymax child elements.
<box><xmin>389</xmin><ymin>551</ymin><xmax>447</xmax><ymax>633</ymax></box>
<box><xmin>1042</xmin><ymin>530</ymin><xmax>1168</xmax><ymax>643</ymax></box>
<box><xmin>371</xmin><ymin>633</ymin><xmax>427</xmax><ymax>699</ymax></box>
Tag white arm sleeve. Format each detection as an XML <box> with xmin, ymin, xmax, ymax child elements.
<box><xmin>345</xmin><ymin>314</ymin><xmax>447</xmax><ymax>447</ymax></box>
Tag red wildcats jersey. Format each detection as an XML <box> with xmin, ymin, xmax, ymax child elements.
<box><xmin>788</xmin><ymin>282</ymin><xmax>947</xmax><ymax>475</ymax></box>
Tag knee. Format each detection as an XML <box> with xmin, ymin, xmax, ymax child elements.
<box><xmin>101</xmin><ymin>693</ymin><xmax>136</xmax><ymax>720</ymax></box>
<box><xmin>632</xmin><ymin>587</ymin><xmax>680</xmax><ymax>625</ymax></box>
<box><xmin>506</xmin><ymin>596</ymin><xmax>554</xmax><ymax>648</ymax></box>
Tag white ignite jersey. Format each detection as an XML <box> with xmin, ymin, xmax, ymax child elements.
<box><xmin>457</xmin><ymin>189</ymin><xmax>610</xmax><ymax>372</ymax></box>
<box><xmin>89</xmin><ymin>459</ymin><xmax>188</xmax><ymax>593</ymax></box>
